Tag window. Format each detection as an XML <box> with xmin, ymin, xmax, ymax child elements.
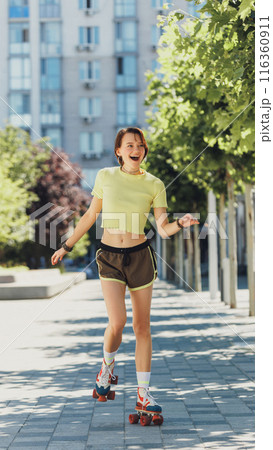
<box><xmin>79</xmin><ymin>0</ymin><xmax>99</xmax><ymax>10</ymax></box>
<box><xmin>10</xmin><ymin>58</ymin><xmax>31</xmax><ymax>89</ymax></box>
<box><xmin>41</xmin><ymin>92</ymin><xmax>61</xmax><ymax>124</ymax></box>
<box><xmin>9</xmin><ymin>0</ymin><xmax>29</xmax><ymax>18</ymax></box>
<box><xmin>151</xmin><ymin>25</ymin><xmax>164</xmax><ymax>46</ymax></box>
<box><xmin>9</xmin><ymin>23</ymin><xmax>29</xmax><ymax>55</ymax></box>
<box><xmin>79</xmin><ymin>61</ymin><xmax>100</xmax><ymax>80</ymax></box>
<box><xmin>40</xmin><ymin>0</ymin><xmax>60</xmax><ymax>17</ymax></box>
<box><xmin>40</xmin><ymin>22</ymin><xmax>61</xmax><ymax>55</ymax></box>
<box><xmin>188</xmin><ymin>1</ymin><xmax>205</xmax><ymax>18</ymax></box>
<box><xmin>116</xmin><ymin>56</ymin><xmax>137</xmax><ymax>88</ymax></box>
<box><xmin>9</xmin><ymin>93</ymin><xmax>31</xmax><ymax>127</ymax></box>
<box><xmin>80</xmin><ymin>132</ymin><xmax>103</xmax><ymax>158</ymax></box>
<box><xmin>115</xmin><ymin>21</ymin><xmax>137</xmax><ymax>52</ymax></box>
<box><xmin>79</xmin><ymin>97</ymin><xmax>101</xmax><ymax>117</ymax></box>
<box><xmin>151</xmin><ymin>0</ymin><xmax>164</xmax><ymax>8</ymax></box>
<box><xmin>79</xmin><ymin>27</ymin><xmax>99</xmax><ymax>45</ymax></box>
<box><xmin>81</xmin><ymin>168</ymin><xmax>100</xmax><ymax>191</ymax></box>
<box><xmin>42</xmin><ymin>127</ymin><xmax>62</xmax><ymax>147</ymax></box>
<box><xmin>41</xmin><ymin>58</ymin><xmax>61</xmax><ymax>89</ymax></box>
<box><xmin>117</xmin><ymin>92</ymin><xmax>137</xmax><ymax>125</ymax></box>
<box><xmin>115</xmin><ymin>0</ymin><xmax>135</xmax><ymax>17</ymax></box>
<box><xmin>151</xmin><ymin>59</ymin><xmax>164</xmax><ymax>80</ymax></box>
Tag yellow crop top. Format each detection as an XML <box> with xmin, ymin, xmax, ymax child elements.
<box><xmin>91</xmin><ymin>166</ymin><xmax>168</xmax><ymax>235</ymax></box>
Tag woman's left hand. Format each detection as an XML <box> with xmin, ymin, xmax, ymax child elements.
<box><xmin>179</xmin><ymin>214</ymin><xmax>200</xmax><ymax>228</ymax></box>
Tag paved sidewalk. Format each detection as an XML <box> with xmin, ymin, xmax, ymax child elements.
<box><xmin>0</xmin><ymin>278</ymin><xmax>254</xmax><ymax>450</ymax></box>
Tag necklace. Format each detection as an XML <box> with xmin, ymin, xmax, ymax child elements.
<box><xmin>121</xmin><ymin>166</ymin><xmax>142</xmax><ymax>175</ymax></box>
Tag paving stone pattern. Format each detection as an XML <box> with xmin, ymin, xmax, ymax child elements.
<box><xmin>0</xmin><ymin>279</ymin><xmax>254</xmax><ymax>449</ymax></box>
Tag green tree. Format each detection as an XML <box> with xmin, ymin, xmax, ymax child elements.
<box><xmin>144</xmin><ymin>0</ymin><xmax>254</xmax><ymax>302</ymax></box>
<box><xmin>145</xmin><ymin>0</ymin><xmax>254</xmax><ymax>193</ymax></box>
<box><xmin>0</xmin><ymin>126</ymin><xmax>49</xmax><ymax>250</ymax></box>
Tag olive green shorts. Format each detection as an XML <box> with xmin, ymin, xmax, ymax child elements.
<box><xmin>95</xmin><ymin>239</ymin><xmax>158</xmax><ymax>291</ymax></box>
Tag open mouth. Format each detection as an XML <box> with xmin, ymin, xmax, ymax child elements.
<box><xmin>130</xmin><ymin>156</ymin><xmax>140</xmax><ymax>161</ymax></box>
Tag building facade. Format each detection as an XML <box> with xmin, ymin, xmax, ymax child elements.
<box><xmin>0</xmin><ymin>0</ymin><xmax>189</xmax><ymax>191</ymax></box>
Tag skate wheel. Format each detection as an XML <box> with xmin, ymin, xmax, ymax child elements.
<box><xmin>107</xmin><ymin>390</ymin><xmax>115</xmax><ymax>400</ymax></box>
<box><xmin>140</xmin><ymin>415</ymin><xmax>152</xmax><ymax>426</ymax></box>
<box><xmin>92</xmin><ymin>389</ymin><xmax>99</xmax><ymax>399</ymax></box>
<box><xmin>129</xmin><ymin>413</ymin><xmax>139</xmax><ymax>424</ymax></box>
<box><xmin>152</xmin><ymin>414</ymin><xmax>164</xmax><ymax>425</ymax></box>
<box><xmin>111</xmin><ymin>375</ymin><xmax>118</xmax><ymax>385</ymax></box>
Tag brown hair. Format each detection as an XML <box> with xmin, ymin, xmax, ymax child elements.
<box><xmin>114</xmin><ymin>127</ymin><xmax>148</xmax><ymax>167</ymax></box>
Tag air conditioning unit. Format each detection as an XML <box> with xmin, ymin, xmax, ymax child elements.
<box><xmin>76</xmin><ymin>44</ymin><xmax>85</xmax><ymax>51</ymax></box>
<box><xmin>83</xmin><ymin>115</ymin><xmax>94</xmax><ymax>124</ymax></box>
<box><xmin>85</xmin><ymin>43</ymin><xmax>96</xmax><ymax>52</ymax></box>
<box><xmin>156</xmin><ymin>7</ymin><xmax>166</xmax><ymax>14</ymax></box>
<box><xmin>82</xmin><ymin>152</ymin><xmax>93</xmax><ymax>159</ymax></box>
<box><xmin>82</xmin><ymin>151</ymin><xmax>101</xmax><ymax>160</ymax></box>
<box><xmin>83</xmin><ymin>79</ymin><xmax>96</xmax><ymax>89</ymax></box>
<box><xmin>84</xmin><ymin>8</ymin><xmax>95</xmax><ymax>15</ymax></box>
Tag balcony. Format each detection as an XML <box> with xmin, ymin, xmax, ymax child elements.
<box><xmin>40</xmin><ymin>4</ymin><xmax>60</xmax><ymax>18</ymax></box>
<box><xmin>41</xmin><ymin>113</ymin><xmax>61</xmax><ymax>125</ymax></box>
<box><xmin>9</xmin><ymin>6</ymin><xmax>29</xmax><ymax>18</ymax></box>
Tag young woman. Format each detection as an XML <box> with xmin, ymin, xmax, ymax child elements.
<box><xmin>51</xmin><ymin>127</ymin><xmax>198</xmax><ymax>414</ymax></box>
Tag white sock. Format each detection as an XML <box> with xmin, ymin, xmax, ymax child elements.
<box><xmin>137</xmin><ymin>371</ymin><xmax>151</xmax><ymax>389</ymax></box>
<box><xmin>103</xmin><ymin>346</ymin><xmax>118</xmax><ymax>365</ymax></box>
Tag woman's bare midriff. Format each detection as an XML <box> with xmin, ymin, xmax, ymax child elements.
<box><xmin>101</xmin><ymin>228</ymin><xmax>147</xmax><ymax>248</ymax></box>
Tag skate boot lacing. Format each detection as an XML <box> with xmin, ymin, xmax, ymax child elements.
<box><xmin>100</xmin><ymin>360</ymin><xmax>116</xmax><ymax>387</ymax></box>
<box><xmin>142</xmin><ymin>388</ymin><xmax>157</xmax><ymax>406</ymax></box>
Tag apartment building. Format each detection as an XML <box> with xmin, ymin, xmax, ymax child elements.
<box><xmin>0</xmin><ymin>0</ymin><xmax>189</xmax><ymax>190</ymax></box>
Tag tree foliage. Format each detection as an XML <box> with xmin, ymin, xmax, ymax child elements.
<box><xmin>26</xmin><ymin>148</ymin><xmax>91</xmax><ymax>266</ymax></box>
<box><xmin>0</xmin><ymin>126</ymin><xmax>92</xmax><ymax>267</ymax></box>
<box><xmin>144</xmin><ymin>0</ymin><xmax>254</xmax><ymax>197</ymax></box>
<box><xmin>0</xmin><ymin>125</ymin><xmax>49</xmax><ymax>247</ymax></box>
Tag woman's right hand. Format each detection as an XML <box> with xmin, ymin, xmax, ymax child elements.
<box><xmin>51</xmin><ymin>247</ymin><xmax>68</xmax><ymax>266</ymax></box>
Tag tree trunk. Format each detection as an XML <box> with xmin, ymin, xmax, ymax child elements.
<box><xmin>227</xmin><ymin>179</ymin><xmax>237</xmax><ymax>308</ymax></box>
<box><xmin>178</xmin><ymin>231</ymin><xmax>184</xmax><ymax>288</ymax></box>
<box><xmin>219</xmin><ymin>193</ymin><xmax>227</xmax><ymax>301</ymax></box>
<box><xmin>193</xmin><ymin>224</ymin><xmax>202</xmax><ymax>291</ymax></box>
<box><xmin>208</xmin><ymin>190</ymin><xmax>218</xmax><ymax>299</ymax></box>
<box><xmin>156</xmin><ymin>230</ymin><xmax>161</xmax><ymax>278</ymax></box>
<box><xmin>245</xmin><ymin>183</ymin><xmax>255</xmax><ymax>316</ymax></box>
<box><xmin>162</xmin><ymin>237</ymin><xmax>167</xmax><ymax>280</ymax></box>
<box><xmin>185</xmin><ymin>228</ymin><xmax>193</xmax><ymax>290</ymax></box>
<box><xmin>175</xmin><ymin>232</ymin><xmax>184</xmax><ymax>287</ymax></box>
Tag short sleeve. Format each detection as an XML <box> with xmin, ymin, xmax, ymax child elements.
<box><xmin>91</xmin><ymin>169</ymin><xmax>104</xmax><ymax>199</ymax></box>
<box><xmin>152</xmin><ymin>179</ymin><xmax>168</xmax><ymax>208</ymax></box>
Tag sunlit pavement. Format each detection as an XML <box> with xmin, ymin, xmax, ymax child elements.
<box><xmin>0</xmin><ymin>278</ymin><xmax>254</xmax><ymax>450</ymax></box>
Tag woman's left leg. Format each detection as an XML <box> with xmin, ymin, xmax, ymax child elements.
<box><xmin>130</xmin><ymin>283</ymin><xmax>162</xmax><ymax>413</ymax></box>
<box><xmin>130</xmin><ymin>284</ymin><xmax>153</xmax><ymax>372</ymax></box>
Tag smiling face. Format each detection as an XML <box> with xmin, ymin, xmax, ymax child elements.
<box><xmin>116</xmin><ymin>133</ymin><xmax>146</xmax><ymax>171</ymax></box>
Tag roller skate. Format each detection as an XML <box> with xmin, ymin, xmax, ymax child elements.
<box><xmin>129</xmin><ymin>387</ymin><xmax>164</xmax><ymax>426</ymax></box>
<box><xmin>92</xmin><ymin>358</ymin><xmax>118</xmax><ymax>402</ymax></box>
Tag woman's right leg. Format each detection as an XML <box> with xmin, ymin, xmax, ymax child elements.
<box><xmin>95</xmin><ymin>280</ymin><xmax>126</xmax><ymax>395</ymax></box>
<box><xmin>100</xmin><ymin>279</ymin><xmax>127</xmax><ymax>352</ymax></box>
